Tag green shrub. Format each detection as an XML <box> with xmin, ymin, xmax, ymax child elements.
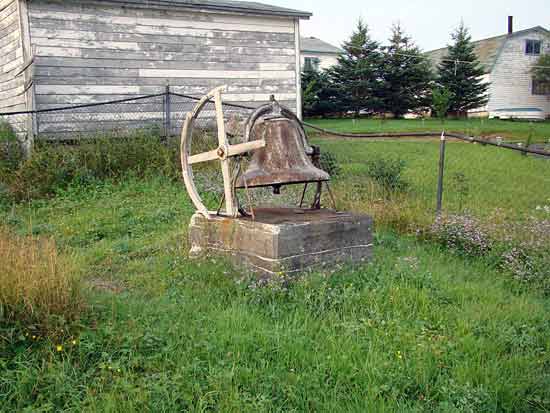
<box><xmin>365</xmin><ymin>156</ymin><xmax>408</xmax><ymax>191</ymax></box>
<box><xmin>319</xmin><ymin>150</ymin><xmax>341</xmax><ymax>177</ymax></box>
<box><xmin>0</xmin><ymin>119</ymin><xmax>16</xmax><ymax>142</ymax></box>
<box><xmin>424</xmin><ymin>211</ymin><xmax>550</xmax><ymax>292</ymax></box>
<box><xmin>426</xmin><ymin>213</ymin><xmax>492</xmax><ymax>257</ymax></box>
<box><xmin>0</xmin><ymin>135</ymin><xmax>180</xmax><ymax>201</ymax></box>
<box><xmin>498</xmin><ymin>217</ymin><xmax>550</xmax><ymax>294</ymax></box>
<box><xmin>449</xmin><ymin>171</ymin><xmax>470</xmax><ymax>212</ymax></box>
<box><xmin>0</xmin><ymin>140</ymin><xmax>24</xmax><ymax>179</ymax></box>
<box><xmin>431</xmin><ymin>86</ymin><xmax>453</xmax><ymax>120</ymax></box>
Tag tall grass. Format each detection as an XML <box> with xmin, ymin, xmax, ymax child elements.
<box><xmin>0</xmin><ymin>135</ymin><xmax>180</xmax><ymax>201</ymax></box>
<box><xmin>0</xmin><ymin>227</ymin><xmax>83</xmax><ymax>335</ymax></box>
<box><xmin>1</xmin><ymin>178</ymin><xmax>549</xmax><ymax>411</ymax></box>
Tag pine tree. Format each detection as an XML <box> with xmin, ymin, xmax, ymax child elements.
<box><xmin>329</xmin><ymin>19</ymin><xmax>382</xmax><ymax>116</ymax></box>
<box><xmin>301</xmin><ymin>69</ymin><xmax>339</xmax><ymax>117</ymax></box>
<box><xmin>379</xmin><ymin>24</ymin><xmax>433</xmax><ymax>117</ymax></box>
<box><xmin>437</xmin><ymin>23</ymin><xmax>489</xmax><ymax>116</ymax></box>
<box><xmin>531</xmin><ymin>54</ymin><xmax>550</xmax><ymax>83</ymax></box>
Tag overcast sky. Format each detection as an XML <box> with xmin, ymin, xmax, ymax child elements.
<box><xmin>272</xmin><ymin>0</ymin><xmax>550</xmax><ymax>51</ymax></box>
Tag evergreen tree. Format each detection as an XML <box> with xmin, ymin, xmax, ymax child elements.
<box><xmin>329</xmin><ymin>19</ymin><xmax>382</xmax><ymax>116</ymax></box>
<box><xmin>531</xmin><ymin>54</ymin><xmax>550</xmax><ymax>82</ymax></box>
<box><xmin>437</xmin><ymin>23</ymin><xmax>489</xmax><ymax>116</ymax></box>
<box><xmin>380</xmin><ymin>24</ymin><xmax>433</xmax><ymax>117</ymax></box>
<box><xmin>301</xmin><ymin>69</ymin><xmax>340</xmax><ymax>117</ymax></box>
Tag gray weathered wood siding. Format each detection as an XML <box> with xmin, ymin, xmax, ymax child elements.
<box><xmin>487</xmin><ymin>30</ymin><xmax>550</xmax><ymax>117</ymax></box>
<box><xmin>27</xmin><ymin>0</ymin><xmax>299</xmax><ymax>136</ymax></box>
<box><xmin>0</xmin><ymin>0</ymin><xmax>25</xmax><ymax>114</ymax></box>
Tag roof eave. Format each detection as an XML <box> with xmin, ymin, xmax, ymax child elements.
<box><xmin>425</xmin><ymin>25</ymin><xmax>550</xmax><ymax>55</ymax></box>
<box><xmin>98</xmin><ymin>0</ymin><xmax>312</xmax><ymax>18</ymax></box>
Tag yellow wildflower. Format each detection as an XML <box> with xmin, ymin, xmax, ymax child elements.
<box><xmin>56</xmin><ymin>345</ymin><xmax>63</xmax><ymax>352</ymax></box>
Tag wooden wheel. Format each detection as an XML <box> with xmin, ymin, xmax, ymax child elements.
<box><xmin>180</xmin><ymin>86</ymin><xmax>266</xmax><ymax>218</ymax></box>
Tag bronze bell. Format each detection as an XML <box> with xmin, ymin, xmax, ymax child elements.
<box><xmin>235</xmin><ymin>108</ymin><xmax>329</xmax><ymax>193</ymax></box>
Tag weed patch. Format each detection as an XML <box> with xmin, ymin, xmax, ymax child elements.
<box><xmin>0</xmin><ymin>135</ymin><xmax>180</xmax><ymax>201</ymax></box>
<box><xmin>0</xmin><ymin>227</ymin><xmax>84</xmax><ymax>338</ymax></box>
<box><xmin>365</xmin><ymin>156</ymin><xmax>408</xmax><ymax>192</ymax></box>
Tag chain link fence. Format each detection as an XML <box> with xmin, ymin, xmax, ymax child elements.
<box><xmin>0</xmin><ymin>88</ymin><xmax>257</xmax><ymax>141</ymax></box>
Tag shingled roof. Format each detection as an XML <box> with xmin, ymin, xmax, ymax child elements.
<box><xmin>425</xmin><ymin>26</ymin><xmax>550</xmax><ymax>73</ymax></box>
<box><xmin>300</xmin><ymin>37</ymin><xmax>342</xmax><ymax>54</ymax></box>
<box><xmin>98</xmin><ymin>0</ymin><xmax>311</xmax><ymax>18</ymax></box>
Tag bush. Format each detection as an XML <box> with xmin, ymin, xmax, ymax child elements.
<box><xmin>0</xmin><ymin>135</ymin><xmax>180</xmax><ymax>201</ymax></box>
<box><xmin>0</xmin><ymin>227</ymin><xmax>83</xmax><ymax>336</ymax></box>
<box><xmin>0</xmin><ymin>120</ymin><xmax>23</xmax><ymax>170</ymax></box>
<box><xmin>498</xmin><ymin>217</ymin><xmax>550</xmax><ymax>293</ymax></box>
<box><xmin>424</xmin><ymin>211</ymin><xmax>550</xmax><ymax>292</ymax></box>
<box><xmin>449</xmin><ymin>171</ymin><xmax>470</xmax><ymax>212</ymax></box>
<box><xmin>426</xmin><ymin>213</ymin><xmax>492</xmax><ymax>257</ymax></box>
<box><xmin>0</xmin><ymin>139</ymin><xmax>24</xmax><ymax>172</ymax></box>
<box><xmin>431</xmin><ymin>86</ymin><xmax>453</xmax><ymax>120</ymax></box>
<box><xmin>0</xmin><ymin>119</ymin><xmax>16</xmax><ymax>142</ymax></box>
<box><xmin>319</xmin><ymin>150</ymin><xmax>341</xmax><ymax>177</ymax></box>
<box><xmin>365</xmin><ymin>157</ymin><xmax>408</xmax><ymax>191</ymax></box>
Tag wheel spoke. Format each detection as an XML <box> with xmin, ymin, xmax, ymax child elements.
<box><xmin>227</xmin><ymin>140</ymin><xmax>266</xmax><ymax>157</ymax></box>
<box><xmin>181</xmin><ymin>85</ymin><xmax>264</xmax><ymax>218</ymax></box>
<box><xmin>188</xmin><ymin>149</ymin><xmax>219</xmax><ymax>165</ymax></box>
<box><xmin>220</xmin><ymin>159</ymin><xmax>235</xmax><ymax>216</ymax></box>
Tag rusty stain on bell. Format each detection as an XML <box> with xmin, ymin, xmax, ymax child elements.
<box><xmin>235</xmin><ymin>116</ymin><xmax>329</xmax><ymax>194</ymax></box>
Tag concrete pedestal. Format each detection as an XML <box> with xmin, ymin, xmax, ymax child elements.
<box><xmin>188</xmin><ymin>208</ymin><xmax>373</xmax><ymax>276</ymax></box>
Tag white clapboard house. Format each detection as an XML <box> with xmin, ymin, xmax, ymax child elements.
<box><xmin>300</xmin><ymin>36</ymin><xmax>342</xmax><ymax>71</ymax></box>
<box><xmin>427</xmin><ymin>19</ymin><xmax>550</xmax><ymax>120</ymax></box>
<box><xmin>0</xmin><ymin>0</ymin><xmax>311</xmax><ymax>136</ymax></box>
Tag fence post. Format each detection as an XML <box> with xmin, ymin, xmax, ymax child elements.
<box><xmin>164</xmin><ymin>84</ymin><xmax>171</xmax><ymax>138</ymax></box>
<box><xmin>21</xmin><ymin>112</ymin><xmax>38</xmax><ymax>159</ymax></box>
<box><xmin>436</xmin><ymin>131</ymin><xmax>446</xmax><ymax>215</ymax></box>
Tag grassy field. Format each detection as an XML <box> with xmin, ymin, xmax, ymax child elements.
<box><xmin>0</xmin><ymin>176</ymin><xmax>549</xmax><ymax>412</ymax></box>
<box><xmin>306</xmin><ymin>118</ymin><xmax>550</xmax><ymax>143</ymax></box>
<box><xmin>1</xmin><ymin>132</ymin><xmax>549</xmax><ymax>411</ymax></box>
<box><xmin>313</xmin><ymin>137</ymin><xmax>550</xmax><ymax>230</ymax></box>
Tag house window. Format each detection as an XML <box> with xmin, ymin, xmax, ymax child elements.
<box><xmin>532</xmin><ymin>79</ymin><xmax>550</xmax><ymax>95</ymax></box>
<box><xmin>525</xmin><ymin>39</ymin><xmax>542</xmax><ymax>55</ymax></box>
<box><xmin>304</xmin><ymin>57</ymin><xmax>320</xmax><ymax>72</ymax></box>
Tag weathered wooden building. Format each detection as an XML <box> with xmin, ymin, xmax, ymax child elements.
<box><xmin>427</xmin><ymin>20</ymin><xmax>550</xmax><ymax>119</ymax></box>
<box><xmin>0</xmin><ymin>0</ymin><xmax>311</xmax><ymax>137</ymax></box>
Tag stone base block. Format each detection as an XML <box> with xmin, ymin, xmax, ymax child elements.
<box><xmin>188</xmin><ymin>208</ymin><xmax>373</xmax><ymax>276</ymax></box>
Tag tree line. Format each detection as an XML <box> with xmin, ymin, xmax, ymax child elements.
<box><xmin>302</xmin><ymin>20</ymin><xmax>490</xmax><ymax>118</ymax></box>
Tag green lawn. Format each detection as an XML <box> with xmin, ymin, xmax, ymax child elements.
<box><xmin>1</xmin><ymin>173</ymin><xmax>549</xmax><ymax>411</ymax></box>
<box><xmin>312</xmin><ymin>138</ymin><xmax>550</xmax><ymax>233</ymax></box>
<box><xmin>306</xmin><ymin>118</ymin><xmax>550</xmax><ymax>143</ymax></box>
